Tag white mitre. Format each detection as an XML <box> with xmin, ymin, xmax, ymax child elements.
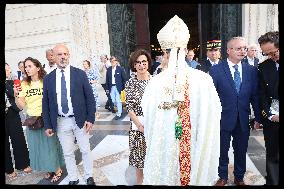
<box><xmin>157</xmin><ymin>15</ymin><xmax>191</xmax><ymax>101</ymax></box>
<box><xmin>157</xmin><ymin>15</ymin><xmax>190</xmax><ymax>51</ymax></box>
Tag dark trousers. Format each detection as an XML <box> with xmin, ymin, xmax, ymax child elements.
<box><xmin>218</xmin><ymin>119</ymin><xmax>250</xmax><ymax>181</ymax></box>
<box><xmin>263</xmin><ymin>120</ymin><xmax>279</xmax><ymax>185</ymax></box>
<box><xmin>101</xmin><ymin>83</ymin><xmax>114</xmax><ymax>109</ymax></box>
<box><xmin>5</xmin><ymin>108</ymin><xmax>30</xmax><ymax>174</ymax></box>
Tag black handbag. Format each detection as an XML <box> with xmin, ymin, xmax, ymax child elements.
<box><xmin>23</xmin><ymin>116</ymin><xmax>44</xmax><ymax>130</ymax></box>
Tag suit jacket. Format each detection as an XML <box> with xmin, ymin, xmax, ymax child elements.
<box><xmin>242</xmin><ymin>56</ymin><xmax>259</xmax><ymax>67</ymax></box>
<box><xmin>105</xmin><ymin>65</ymin><xmax>127</xmax><ymax>94</ymax></box>
<box><xmin>258</xmin><ymin>59</ymin><xmax>279</xmax><ymax>121</ymax></box>
<box><xmin>42</xmin><ymin>66</ymin><xmax>96</xmax><ymax>131</ymax></box>
<box><xmin>209</xmin><ymin>60</ymin><xmax>260</xmax><ymax>131</ymax></box>
<box><xmin>151</xmin><ymin>61</ymin><xmax>161</xmax><ymax>75</ymax></box>
<box><xmin>197</xmin><ymin>59</ymin><xmax>222</xmax><ymax>73</ymax></box>
<box><xmin>5</xmin><ymin>80</ymin><xmax>21</xmax><ymax>112</ymax></box>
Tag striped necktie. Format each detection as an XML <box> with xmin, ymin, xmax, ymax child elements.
<box><xmin>61</xmin><ymin>70</ymin><xmax>69</xmax><ymax>114</ymax></box>
<box><xmin>233</xmin><ymin>64</ymin><xmax>241</xmax><ymax>93</ymax></box>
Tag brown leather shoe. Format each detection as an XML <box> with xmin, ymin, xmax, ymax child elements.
<box><xmin>215</xmin><ymin>178</ymin><xmax>227</xmax><ymax>186</ymax></box>
<box><xmin>234</xmin><ymin>179</ymin><xmax>246</xmax><ymax>186</ymax></box>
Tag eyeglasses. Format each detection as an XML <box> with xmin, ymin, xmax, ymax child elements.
<box><xmin>262</xmin><ymin>49</ymin><xmax>279</xmax><ymax>56</ymax></box>
<box><xmin>135</xmin><ymin>60</ymin><xmax>148</xmax><ymax>65</ymax></box>
<box><xmin>111</xmin><ymin>59</ymin><xmax>118</xmax><ymax>62</ymax></box>
<box><xmin>230</xmin><ymin>47</ymin><xmax>248</xmax><ymax>52</ymax></box>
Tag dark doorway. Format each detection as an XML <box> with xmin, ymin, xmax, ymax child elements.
<box><xmin>148</xmin><ymin>4</ymin><xmax>199</xmax><ymax>59</ymax></box>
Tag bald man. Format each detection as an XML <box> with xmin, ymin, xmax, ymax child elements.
<box><xmin>42</xmin><ymin>44</ymin><xmax>96</xmax><ymax>185</ymax></box>
<box><xmin>209</xmin><ymin>37</ymin><xmax>261</xmax><ymax>186</ymax></box>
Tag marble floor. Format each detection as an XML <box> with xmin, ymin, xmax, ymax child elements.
<box><xmin>5</xmin><ymin>85</ymin><xmax>267</xmax><ymax>186</ymax></box>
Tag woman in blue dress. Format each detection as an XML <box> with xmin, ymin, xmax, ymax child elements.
<box><xmin>83</xmin><ymin>60</ymin><xmax>101</xmax><ymax>116</ymax></box>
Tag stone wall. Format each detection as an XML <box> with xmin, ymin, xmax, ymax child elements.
<box><xmin>5</xmin><ymin>4</ymin><xmax>71</xmax><ymax>71</ymax></box>
<box><xmin>5</xmin><ymin>4</ymin><xmax>110</xmax><ymax>72</ymax></box>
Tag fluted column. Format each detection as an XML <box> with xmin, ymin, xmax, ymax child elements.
<box><xmin>242</xmin><ymin>4</ymin><xmax>278</xmax><ymax>62</ymax></box>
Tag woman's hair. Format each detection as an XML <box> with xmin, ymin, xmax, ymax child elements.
<box><xmin>129</xmin><ymin>49</ymin><xmax>152</xmax><ymax>72</ymax></box>
<box><xmin>23</xmin><ymin>57</ymin><xmax>46</xmax><ymax>84</ymax></box>
<box><xmin>83</xmin><ymin>60</ymin><xmax>91</xmax><ymax>68</ymax></box>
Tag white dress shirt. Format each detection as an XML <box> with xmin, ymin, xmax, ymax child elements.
<box><xmin>276</xmin><ymin>62</ymin><xmax>279</xmax><ymax>70</ymax></box>
<box><xmin>56</xmin><ymin>64</ymin><xmax>74</xmax><ymax>116</ymax></box>
<box><xmin>247</xmin><ymin>57</ymin><xmax>255</xmax><ymax>66</ymax></box>
<box><xmin>112</xmin><ymin>66</ymin><xmax>117</xmax><ymax>85</ymax></box>
<box><xmin>227</xmin><ymin>58</ymin><xmax>242</xmax><ymax>82</ymax></box>
<box><xmin>209</xmin><ymin>59</ymin><xmax>219</xmax><ymax>66</ymax></box>
<box><xmin>45</xmin><ymin>63</ymin><xmax>57</xmax><ymax>74</ymax></box>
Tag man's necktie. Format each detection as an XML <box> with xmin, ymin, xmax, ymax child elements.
<box><xmin>61</xmin><ymin>70</ymin><xmax>69</xmax><ymax>114</ymax></box>
<box><xmin>233</xmin><ymin>64</ymin><xmax>241</xmax><ymax>93</ymax></box>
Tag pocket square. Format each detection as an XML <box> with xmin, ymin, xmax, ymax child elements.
<box><xmin>117</xmin><ymin>73</ymin><xmax>120</xmax><ymax>74</ymax></box>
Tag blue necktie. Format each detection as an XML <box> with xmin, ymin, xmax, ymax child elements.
<box><xmin>61</xmin><ymin>70</ymin><xmax>69</xmax><ymax>114</ymax></box>
<box><xmin>233</xmin><ymin>64</ymin><xmax>241</xmax><ymax>93</ymax></box>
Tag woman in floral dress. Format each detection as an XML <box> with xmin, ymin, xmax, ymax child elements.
<box><xmin>83</xmin><ymin>60</ymin><xmax>101</xmax><ymax>116</ymax></box>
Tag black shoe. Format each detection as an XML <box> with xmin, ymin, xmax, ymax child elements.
<box><xmin>114</xmin><ymin>115</ymin><xmax>122</xmax><ymax>120</ymax></box>
<box><xmin>105</xmin><ymin>105</ymin><xmax>109</xmax><ymax>110</ymax></box>
<box><xmin>86</xmin><ymin>177</ymin><xmax>95</xmax><ymax>185</ymax></box>
<box><xmin>68</xmin><ymin>179</ymin><xmax>79</xmax><ymax>185</ymax></box>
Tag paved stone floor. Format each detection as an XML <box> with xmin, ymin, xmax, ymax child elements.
<box><xmin>5</xmin><ymin>85</ymin><xmax>267</xmax><ymax>186</ymax></box>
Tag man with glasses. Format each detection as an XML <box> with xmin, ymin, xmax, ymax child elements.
<box><xmin>106</xmin><ymin>56</ymin><xmax>127</xmax><ymax>120</ymax></box>
<box><xmin>209</xmin><ymin>37</ymin><xmax>261</xmax><ymax>186</ymax></box>
<box><xmin>257</xmin><ymin>31</ymin><xmax>279</xmax><ymax>185</ymax></box>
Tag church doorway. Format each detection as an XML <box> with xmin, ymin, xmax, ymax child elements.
<box><xmin>147</xmin><ymin>4</ymin><xmax>199</xmax><ymax>60</ymax></box>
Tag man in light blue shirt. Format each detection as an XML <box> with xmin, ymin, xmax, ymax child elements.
<box><xmin>185</xmin><ymin>49</ymin><xmax>199</xmax><ymax>69</ymax></box>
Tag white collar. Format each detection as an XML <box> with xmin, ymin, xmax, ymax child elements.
<box><xmin>227</xmin><ymin>58</ymin><xmax>241</xmax><ymax>68</ymax></box>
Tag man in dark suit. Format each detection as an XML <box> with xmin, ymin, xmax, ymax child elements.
<box><xmin>42</xmin><ymin>44</ymin><xmax>96</xmax><ymax>185</ymax></box>
<box><xmin>151</xmin><ymin>53</ymin><xmax>162</xmax><ymax>75</ymax></box>
<box><xmin>242</xmin><ymin>44</ymin><xmax>259</xmax><ymax>67</ymax></box>
<box><xmin>242</xmin><ymin>44</ymin><xmax>260</xmax><ymax>130</ymax></box>
<box><xmin>209</xmin><ymin>37</ymin><xmax>261</xmax><ymax>186</ymax></box>
<box><xmin>258</xmin><ymin>31</ymin><xmax>279</xmax><ymax>185</ymax></box>
<box><xmin>197</xmin><ymin>40</ymin><xmax>222</xmax><ymax>73</ymax></box>
<box><xmin>17</xmin><ymin>61</ymin><xmax>25</xmax><ymax>80</ymax></box>
<box><xmin>106</xmin><ymin>56</ymin><xmax>127</xmax><ymax>120</ymax></box>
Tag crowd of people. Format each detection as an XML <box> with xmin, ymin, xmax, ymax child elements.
<box><xmin>5</xmin><ymin>15</ymin><xmax>278</xmax><ymax>186</ymax></box>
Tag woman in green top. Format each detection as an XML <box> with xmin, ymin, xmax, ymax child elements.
<box><xmin>14</xmin><ymin>57</ymin><xmax>65</xmax><ymax>183</ymax></box>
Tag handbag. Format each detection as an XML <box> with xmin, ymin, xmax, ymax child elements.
<box><xmin>120</xmin><ymin>90</ymin><xmax>126</xmax><ymax>103</ymax></box>
<box><xmin>23</xmin><ymin>116</ymin><xmax>44</xmax><ymax>130</ymax></box>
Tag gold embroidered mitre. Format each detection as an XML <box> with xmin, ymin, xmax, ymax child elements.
<box><xmin>157</xmin><ymin>15</ymin><xmax>190</xmax><ymax>50</ymax></box>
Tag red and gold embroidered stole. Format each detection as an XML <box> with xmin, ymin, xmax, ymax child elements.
<box><xmin>178</xmin><ymin>79</ymin><xmax>191</xmax><ymax>186</ymax></box>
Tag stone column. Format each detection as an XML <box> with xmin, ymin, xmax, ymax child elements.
<box><xmin>242</xmin><ymin>4</ymin><xmax>278</xmax><ymax>62</ymax></box>
<box><xmin>86</xmin><ymin>4</ymin><xmax>111</xmax><ymax>66</ymax></box>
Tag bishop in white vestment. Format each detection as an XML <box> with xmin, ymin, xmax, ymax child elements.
<box><xmin>141</xmin><ymin>15</ymin><xmax>222</xmax><ymax>186</ymax></box>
